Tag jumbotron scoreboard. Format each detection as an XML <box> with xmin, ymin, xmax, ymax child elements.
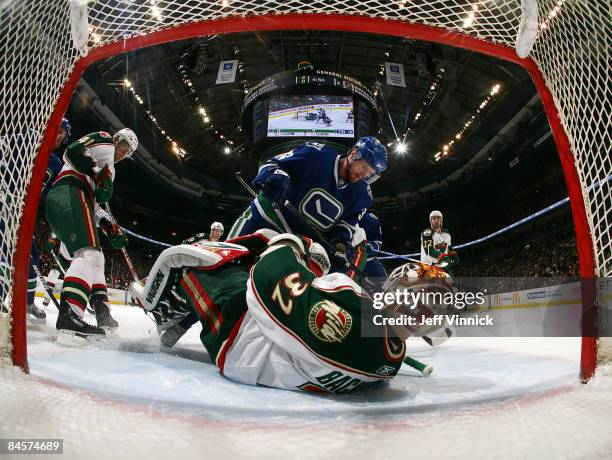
<box><xmin>241</xmin><ymin>67</ymin><xmax>380</xmax><ymax>157</ymax></box>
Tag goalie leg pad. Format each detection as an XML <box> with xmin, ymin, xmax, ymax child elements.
<box><xmin>131</xmin><ymin>244</ymin><xmax>234</xmax><ymax>311</ymax></box>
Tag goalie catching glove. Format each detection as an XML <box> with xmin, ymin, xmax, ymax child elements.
<box><xmin>100</xmin><ymin>218</ymin><xmax>128</xmax><ymax>249</ymax></box>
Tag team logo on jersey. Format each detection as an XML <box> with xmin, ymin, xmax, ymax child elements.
<box><xmin>299</xmin><ymin>189</ymin><xmax>343</xmax><ymax>231</ymax></box>
<box><xmin>308</xmin><ymin>300</ymin><xmax>352</xmax><ymax>343</ymax></box>
<box><xmin>435</xmin><ymin>242</ymin><xmax>448</xmax><ymax>250</ymax></box>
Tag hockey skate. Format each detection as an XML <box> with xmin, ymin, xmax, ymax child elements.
<box><xmin>152</xmin><ymin>295</ymin><xmax>191</xmax><ymax>333</ymax></box>
<box><xmin>92</xmin><ymin>299</ymin><xmax>119</xmax><ymax>331</ymax></box>
<box><xmin>26</xmin><ymin>303</ymin><xmax>47</xmax><ymax>323</ymax></box>
<box><xmin>160</xmin><ymin>322</ymin><xmax>188</xmax><ymax>348</ymax></box>
<box><xmin>56</xmin><ymin>302</ymin><xmax>106</xmax><ymax>346</ymax></box>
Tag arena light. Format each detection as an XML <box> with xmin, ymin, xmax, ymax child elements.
<box><xmin>224</xmin><ymin>146</ymin><xmax>231</xmax><ymax>154</ymax></box>
<box><xmin>394</xmin><ymin>142</ymin><xmax>407</xmax><ymax>154</ymax></box>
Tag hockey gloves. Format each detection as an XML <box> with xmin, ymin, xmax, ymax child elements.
<box><xmin>100</xmin><ymin>218</ymin><xmax>129</xmax><ymax>249</ymax></box>
<box><xmin>93</xmin><ymin>164</ymin><xmax>113</xmax><ymax>203</ymax></box>
<box><xmin>252</xmin><ymin>167</ymin><xmax>291</xmax><ymax>208</ymax></box>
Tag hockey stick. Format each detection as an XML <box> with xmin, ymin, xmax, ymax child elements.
<box><xmin>101</xmin><ymin>204</ymin><xmax>158</xmax><ymax>323</ymax></box>
<box><xmin>102</xmin><ymin>203</ymin><xmax>140</xmax><ymax>284</ymax></box>
<box><xmin>30</xmin><ymin>258</ymin><xmax>60</xmax><ymax>310</ymax></box>
<box><xmin>235</xmin><ymin>172</ymin><xmax>371</xmax><ymax>284</ymax></box>
<box><xmin>403</xmin><ymin>355</ymin><xmax>433</xmax><ymax>376</ymax></box>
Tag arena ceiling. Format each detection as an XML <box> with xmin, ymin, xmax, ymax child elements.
<box><xmin>78</xmin><ymin>30</ymin><xmax>544</xmax><ymax>209</ymax></box>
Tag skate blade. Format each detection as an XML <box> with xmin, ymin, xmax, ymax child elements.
<box><xmin>100</xmin><ymin>326</ymin><xmax>118</xmax><ymax>335</ymax></box>
<box><xmin>56</xmin><ymin>329</ymin><xmax>105</xmax><ymax>346</ymax></box>
<box><xmin>27</xmin><ymin>314</ymin><xmax>47</xmax><ymax>324</ymax></box>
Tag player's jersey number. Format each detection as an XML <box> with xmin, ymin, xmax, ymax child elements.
<box><xmin>272</xmin><ymin>272</ymin><xmax>308</xmax><ymax>315</ymax></box>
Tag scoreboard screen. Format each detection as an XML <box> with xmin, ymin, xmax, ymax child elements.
<box><xmin>267</xmin><ymin>95</ymin><xmax>354</xmax><ymax>138</ymax></box>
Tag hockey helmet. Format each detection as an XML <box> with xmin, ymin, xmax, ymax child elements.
<box><xmin>113</xmin><ymin>128</ymin><xmax>139</xmax><ymax>155</ymax></box>
<box><xmin>429</xmin><ymin>210</ymin><xmax>443</xmax><ymax>226</ymax></box>
<box><xmin>351</xmin><ymin>136</ymin><xmax>387</xmax><ymax>184</ymax></box>
<box><xmin>211</xmin><ymin>221</ymin><xmax>224</xmax><ymax>233</ymax></box>
<box><xmin>60</xmin><ymin>118</ymin><xmax>71</xmax><ymax>145</ymax></box>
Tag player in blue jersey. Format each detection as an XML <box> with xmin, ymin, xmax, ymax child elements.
<box><xmin>26</xmin><ymin>118</ymin><xmax>71</xmax><ymax>321</ymax></box>
<box><xmin>228</xmin><ymin>136</ymin><xmax>387</xmax><ymax>249</ymax></box>
<box><xmin>359</xmin><ymin>211</ymin><xmax>387</xmax><ymax>289</ymax></box>
<box><xmin>159</xmin><ymin>137</ymin><xmax>388</xmax><ymax>349</ymax></box>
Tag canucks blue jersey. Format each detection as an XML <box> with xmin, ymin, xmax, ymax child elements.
<box><xmin>42</xmin><ymin>151</ymin><xmax>63</xmax><ymax>200</ymax></box>
<box><xmin>359</xmin><ymin>211</ymin><xmax>387</xmax><ymax>283</ymax></box>
<box><xmin>251</xmin><ymin>142</ymin><xmax>372</xmax><ymax>245</ymax></box>
<box><xmin>360</xmin><ymin>212</ymin><xmax>383</xmax><ymax>257</ymax></box>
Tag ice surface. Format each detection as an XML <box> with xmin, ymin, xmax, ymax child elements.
<box><xmin>2</xmin><ymin>298</ymin><xmax>612</xmax><ymax>459</ymax></box>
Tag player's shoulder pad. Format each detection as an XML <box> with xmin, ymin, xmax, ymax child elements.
<box><xmin>422</xmin><ymin>228</ymin><xmax>433</xmax><ymax>238</ymax></box>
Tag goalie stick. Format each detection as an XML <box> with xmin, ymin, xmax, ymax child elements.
<box><xmin>403</xmin><ymin>355</ymin><xmax>433</xmax><ymax>376</ymax></box>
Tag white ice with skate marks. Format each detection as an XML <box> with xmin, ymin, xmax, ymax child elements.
<box><xmin>24</xmin><ymin>298</ymin><xmax>583</xmax><ymax>421</ymax></box>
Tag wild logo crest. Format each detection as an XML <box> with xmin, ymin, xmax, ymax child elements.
<box><xmin>308</xmin><ymin>300</ymin><xmax>352</xmax><ymax>343</ymax></box>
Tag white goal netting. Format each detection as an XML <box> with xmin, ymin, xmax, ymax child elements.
<box><xmin>0</xmin><ymin>1</ymin><xmax>610</xmax><ymax>375</ymax></box>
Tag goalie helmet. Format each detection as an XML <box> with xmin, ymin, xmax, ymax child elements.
<box><xmin>113</xmin><ymin>128</ymin><xmax>138</xmax><ymax>155</ymax></box>
<box><xmin>211</xmin><ymin>222</ymin><xmax>224</xmax><ymax>233</ymax></box>
<box><xmin>382</xmin><ymin>261</ymin><xmax>450</xmax><ymax>293</ymax></box>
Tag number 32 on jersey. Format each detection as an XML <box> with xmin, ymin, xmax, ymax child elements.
<box><xmin>272</xmin><ymin>272</ymin><xmax>308</xmax><ymax>314</ymax></box>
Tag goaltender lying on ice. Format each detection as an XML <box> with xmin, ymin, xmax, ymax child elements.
<box><xmin>130</xmin><ymin>230</ymin><xmax>453</xmax><ymax>394</ymax></box>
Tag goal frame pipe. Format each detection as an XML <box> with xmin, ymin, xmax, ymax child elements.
<box><xmin>11</xmin><ymin>14</ymin><xmax>597</xmax><ymax>378</ymax></box>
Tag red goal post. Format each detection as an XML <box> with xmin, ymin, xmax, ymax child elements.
<box><xmin>0</xmin><ymin>1</ymin><xmax>609</xmax><ymax>380</ymax></box>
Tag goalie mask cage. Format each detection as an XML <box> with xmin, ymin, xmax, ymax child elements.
<box><xmin>0</xmin><ymin>1</ymin><xmax>609</xmax><ymax>380</ymax></box>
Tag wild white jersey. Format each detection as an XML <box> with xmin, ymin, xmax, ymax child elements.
<box><xmin>420</xmin><ymin>228</ymin><xmax>452</xmax><ymax>265</ymax></box>
<box><xmin>60</xmin><ymin>142</ymin><xmax>116</xmax><ymax>192</ymax></box>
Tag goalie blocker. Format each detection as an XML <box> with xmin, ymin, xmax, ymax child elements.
<box><xmin>131</xmin><ymin>230</ymin><xmax>411</xmax><ymax>394</ymax></box>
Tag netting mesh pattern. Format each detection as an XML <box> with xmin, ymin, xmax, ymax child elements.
<box><xmin>531</xmin><ymin>0</ymin><xmax>611</xmax><ymax>277</ymax></box>
<box><xmin>0</xmin><ymin>363</ymin><xmax>612</xmax><ymax>458</ymax></box>
<box><xmin>86</xmin><ymin>0</ymin><xmax>523</xmax><ymax>46</ymax></box>
<box><xmin>0</xmin><ymin>1</ymin><xmax>610</xmax><ymax>360</ymax></box>
<box><xmin>1</xmin><ymin>1</ymin><xmax>79</xmax><ymax>347</ymax></box>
